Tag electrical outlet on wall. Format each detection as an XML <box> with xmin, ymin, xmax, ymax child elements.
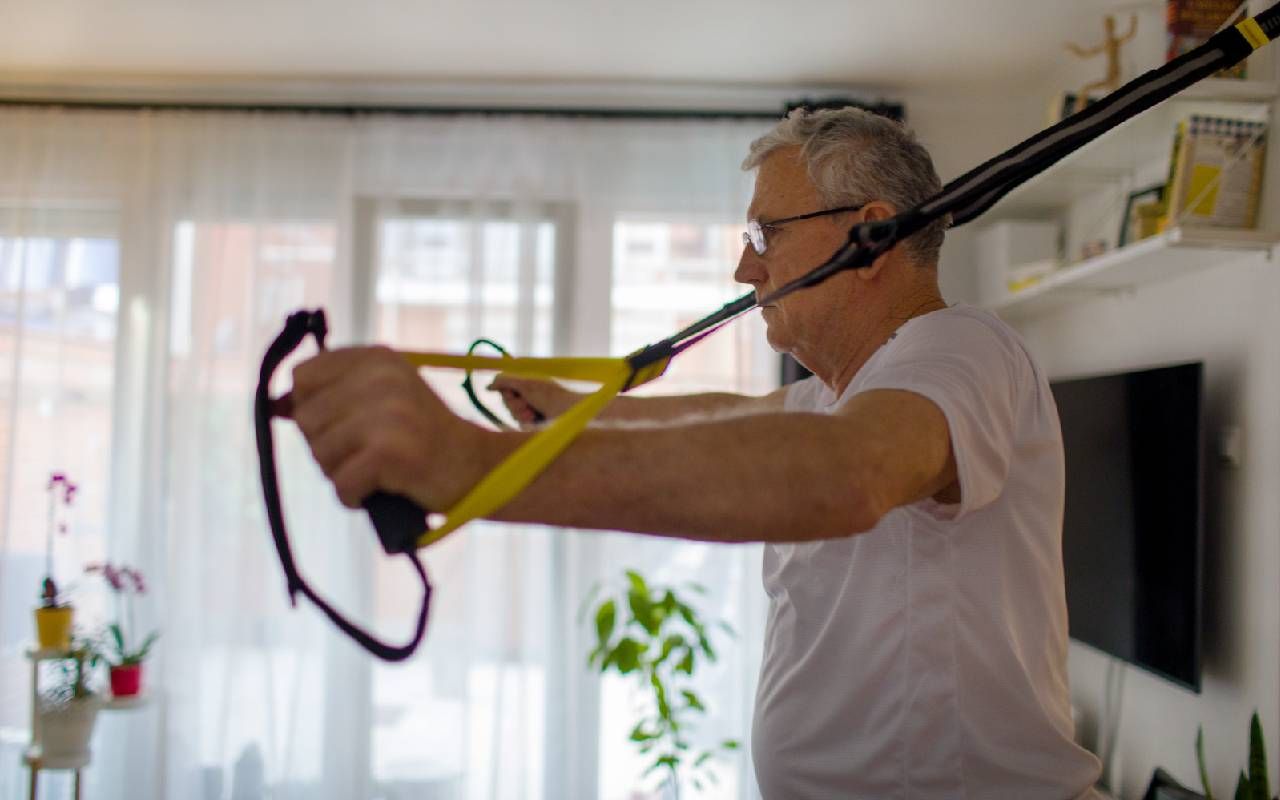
<box><xmin>1218</xmin><ymin>424</ymin><xmax>1243</xmax><ymax>467</ymax></box>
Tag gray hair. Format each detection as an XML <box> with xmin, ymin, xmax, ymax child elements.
<box><xmin>742</xmin><ymin>107</ymin><xmax>947</xmax><ymax>266</ymax></box>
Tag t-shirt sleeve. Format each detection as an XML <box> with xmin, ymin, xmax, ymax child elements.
<box><xmin>856</xmin><ymin>316</ymin><xmax>1024</xmax><ymax>521</ymax></box>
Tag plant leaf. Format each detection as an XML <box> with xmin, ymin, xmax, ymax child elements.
<box><xmin>676</xmin><ymin>648</ymin><xmax>695</xmax><ymax>675</ymax></box>
<box><xmin>642</xmin><ymin>754</ymin><xmax>679</xmax><ymax>777</ymax></box>
<box><xmin>661</xmin><ymin>590</ymin><xmax>678</xmax><ymax>614</ymax></box>
<box><xmin>629</xmin><ymin>590</ymin><xmax>660</xmax><ymax>636</ymax></box>
<box><xmin>694</xmin><ymin>751</ymin><xmax>713</xmax><ymax>768</ymax></box>
<box><xmin>1233</xmin><ymin>770</ymin><xmax>1249</xmax><ymax>800</ymax></box>
<box><xmin>680</xmin><ymin>689</ymin><xmax>706</xmax><ymax>713</ymax></box>
<box><xmin>1249</xmin><ymin>711</ymin><xmax>1269</xmax><ymax>800</ymax></box>
<box><xmin>1198</xmin><ymin>726</ymin><xmax>1216</xmax><ymax>800</ymax></box>
<box><xmin>613</xmin><ymin>638</ymin><xmax>643</xmax><ymax>674</ymax></box>
<box><xmin>651</xmin><ymin>671</ymin><xmax>671</xmax><ymax>721</ymax></box>
<box><xmin>699</xmin><ymin>632</ymin><xmax>717</xmax><ymax>661</ymax></box>
<box><xmin>721</xmin><ymin>739</ymin><xmax>740</xmax><ymax>750</ymax></box>
<box><xmin>595</xmin><ymin>599</ymin><xmax>616</xmax><ymax>645</ymax></box>
<box><xmin>625</xmin><ymin>570</ymin><xmax>648</xmax><ymax>597</ymax></box>
<box><xmin>657</xmin><ymin>634</ymin><xmax>685</xmax><ymax>665</ymax></box>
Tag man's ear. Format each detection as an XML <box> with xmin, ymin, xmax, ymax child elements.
<box><xmin>852</xmin><ymin>201</ymin><xmax>897</xmax><ymax>282</ymax></box>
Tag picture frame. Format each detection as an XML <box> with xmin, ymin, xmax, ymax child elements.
<box><xmin>1118</xmin><ymin>183</ymin><xmax>1166</xmax><ymax>248</ymax></box>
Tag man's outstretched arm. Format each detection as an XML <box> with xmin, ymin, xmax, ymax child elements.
<box><xmin>290</xmin><ymin>347</ymin><xmax>957</xmax><ymax>544</ymax></box>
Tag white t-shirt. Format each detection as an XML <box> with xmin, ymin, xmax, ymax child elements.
<box><xmin>751</xmin><ymin>304</ymin><xmax>1102</xmax><ymax>800</ymax></box>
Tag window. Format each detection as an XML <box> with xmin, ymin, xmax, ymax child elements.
<box><xmin>601</xmin><ymin>218</ymin><xmax>773</xmax><ymax>799</ymax></box>
<box><xmin>364</xmin><ymin>199</ymin><xmax>570</xmax><ymax>799</ymax></box>
<box><xmin>166</xmin><ymin>218</ymin><xmax>342</xmax><ymax>788</ymax></box>
<box><xmin>0</xmin><ymin>212</ymin><xmax>119</xmax><ymax>749</ymax></box>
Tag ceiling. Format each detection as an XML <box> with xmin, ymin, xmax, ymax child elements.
<box><xmin>2</xmin><ymin>0</ymin><xmax>1133</xmax><ymax>94</ymax></box>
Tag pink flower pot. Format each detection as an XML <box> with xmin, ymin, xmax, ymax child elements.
<box><xmin>109</xmin><ymin>663</ymin><xmax>143</xmax><ymax>697</ymax></box>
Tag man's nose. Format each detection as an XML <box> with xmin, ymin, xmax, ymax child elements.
<box><xmin>734</xmin><ymin>244</ymin><xmax>766</xmax><ymax>287</ymax></box>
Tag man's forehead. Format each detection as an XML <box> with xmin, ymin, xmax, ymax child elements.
<box><xmin>748</xmin><ymin>146</ymin><xmax>818</xmax><ymax>217</ymax></box>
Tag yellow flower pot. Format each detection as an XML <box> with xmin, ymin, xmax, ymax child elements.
<box><xmin>34</xmin><ymin>606</ymin><xmax>74</xmax><ymax>651</ymax></box>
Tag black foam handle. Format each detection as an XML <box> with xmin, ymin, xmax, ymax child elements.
<box><xmin>363</xmin><ymin>491</ymin><xmax>429</xmax><ymax>555</ymax></box>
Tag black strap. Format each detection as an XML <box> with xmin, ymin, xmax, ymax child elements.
<box><xmin>254</xmin><ymin>309</ymin><xmax>432</xmax><ymax>662</ymax></box>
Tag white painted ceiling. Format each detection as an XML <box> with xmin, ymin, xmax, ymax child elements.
<box><xmin>3</xmin><ymin>0</ymin><xmax>1132</xmax><ymax>91</ymax></box>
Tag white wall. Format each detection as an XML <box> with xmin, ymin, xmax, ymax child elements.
<box><xmin>1021</xmin><ymin>258</ymin><xmax>1280</xmax><ymax>798</ymax></box>
<box><xmin>937</xmin><ymin>8</ymin><xmax>1280</xmax><ymax>795</ymax></box>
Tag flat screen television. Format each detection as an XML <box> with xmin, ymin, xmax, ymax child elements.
<box><xmin>1051</xmin><ymin>361</ymin><xmax>1203</xmax><ymax>692</ymax></box>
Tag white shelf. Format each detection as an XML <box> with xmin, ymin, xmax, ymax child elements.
<box><xmin>987</xmin><ymin>227</ymin><xmax>1279</xmax><ymax>321</ymax></box>
<box><xmin>24</xmin><ymin>745</ymin><xmax>90</xmax><ymax>771</ymax></box>
<box><xmin>988</xmin><ymin>80</ymin><xmax>1275</xmax><ymax>218</ymax></box>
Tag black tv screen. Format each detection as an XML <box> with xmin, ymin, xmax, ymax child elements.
<box><xmin>1051</xmin><ymin>362</ymin><xmax>1203</xmax><ymax>692</ymax></box>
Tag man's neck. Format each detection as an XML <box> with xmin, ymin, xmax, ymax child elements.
<box><xmin>815</xmin><ymin>285</ymin><xmax>948</xmax><ymax>397</ymax></box>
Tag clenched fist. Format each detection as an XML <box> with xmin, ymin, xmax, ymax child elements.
<box><xmin>287</xmin><ymin>346</ymin><xmax>493</xmax><ymax>512</ymax></box>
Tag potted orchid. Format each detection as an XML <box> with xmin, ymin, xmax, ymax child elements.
<box><xmin>84</xmin><ymin>562</ymin><xmax>159</xmax><ymax>698</ymax></box>
<box><xmin>34</xmin><ymin>472</ymin><xmax>78</xmax><ymax>650</ymax></box>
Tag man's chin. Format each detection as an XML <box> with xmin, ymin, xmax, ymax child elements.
<box><xmin>762</xmin><ymin>317</ymin><xmax>792</xmax><ymax>354</ymax></box>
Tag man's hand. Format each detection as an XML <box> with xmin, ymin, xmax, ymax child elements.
<box><xmin>488</xmin><ymin>374</ymin><xmax>579</xmax><ymax>427</ymax></box>
<box><xmin>288</xmin><ymin>346</ymin><xmax>490</xmax><ymax>512</ymax></box>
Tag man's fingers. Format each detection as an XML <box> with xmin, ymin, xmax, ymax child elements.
<box><xmin>291</xmin><ymin>346</ymin><xmax>398</xmax><ymax>402</ymax></box>
<box><xmin>492</xmin><ymin>390</ymin><xmax>542</xmax><ymax>426</ymax></box>
<box><xmin>329</xmin><ymin>448</ymin><xmax>381</xmax><ymax>509</ymax></box>
<box><xmin>308</xmin><ymin>412</ymin><xmax>368</xmax><ymax>478</ymax></box>
<box><xmin>292</xmin><ymin>369</ymin><xmax>386</xmax><ymax>445</ymax></box>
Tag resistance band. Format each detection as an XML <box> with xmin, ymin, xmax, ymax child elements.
<box><xmin>256</xmin><ymin>7</ymin><xmax>1280</xmax><ymax>660</ymax></box>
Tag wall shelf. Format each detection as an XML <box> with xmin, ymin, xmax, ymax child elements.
<box><xmin>987</xmin><ymin>227</ymin><xmax>1279</xmax><ymax>321</ymax></box>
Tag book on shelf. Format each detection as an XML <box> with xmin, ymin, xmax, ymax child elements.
<box><xmin>1167</xmin><ymin>0</ymin><xmax>1249</xmax><ymax>78</ymax></box>
<box><xmin>1164</xmin><ymin>114</ymin><xmax>1268</xmax><ymax>229</ymax></box>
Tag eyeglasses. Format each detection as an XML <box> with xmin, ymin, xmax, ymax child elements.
<box><xmin>742</xmin><ymin>203</ymin><xmax>867</xmax><ymax>256</ymax></box>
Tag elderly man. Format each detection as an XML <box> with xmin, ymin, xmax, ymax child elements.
<box><xmin>289</xmin><ymin>107</ymin><xmax>1102</xmax><ymax>798</ymax></box>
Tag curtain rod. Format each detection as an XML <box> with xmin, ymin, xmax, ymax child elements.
<box><xmin>0</xmin><ymin>96</ymin><xmax>905</xmax><ymax>122</ymax></box>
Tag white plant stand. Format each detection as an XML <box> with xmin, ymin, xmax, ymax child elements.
<box><xmin>23</xmin><ymin>646</ymin><xmax>153</xmax><ymax>800</ymax></box>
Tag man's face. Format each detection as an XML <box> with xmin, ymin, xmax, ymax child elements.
<box><xmin>734</xmin><ymin>146</ymin><xmax>858</xmax><ymax>356</ymax></box>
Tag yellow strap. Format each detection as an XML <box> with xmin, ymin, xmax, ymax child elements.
<box><xmin>401</xmin><ymin>351</ymin><xmax>628</xmax><ymax>383</ymax></box>
<box><xmin>1237</xmin><ymin>17</ymin><xmax>1268</xmax><ymax>51</ymax></box>
<box><xmin>385</xmin><ymin>349</ymin><xmax>670</xmax><ymax>548</ymax></box>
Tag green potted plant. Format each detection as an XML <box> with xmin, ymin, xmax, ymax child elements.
<box><xmin>85</xmin><ymin>562</ymin><xmax>159</xmax><ymax>698</ymax></box>
<box><xmin>584</xmin><ymin>569</ymin><xmax>739</xmax><ymax>799</ymax></box>
<box><xmin>37</xmin><ymin>633</ymin><xmax>102</xmax><ymax>762</ymax></box>
<box><xmin>1196</xmin><ymin>711</ymin><xmax>1276</xmax><ymax>800</ymax></box>
<box><xmin>34</xmin><ymin>472</ymin><xmax>78</xmax><ymax>650</ymax></box>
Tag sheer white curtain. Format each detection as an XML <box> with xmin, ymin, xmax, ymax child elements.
<box><xmin>0</xmin><ymin>106</ymin><xmax>775</xmax><ymax>800</ymax></box>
